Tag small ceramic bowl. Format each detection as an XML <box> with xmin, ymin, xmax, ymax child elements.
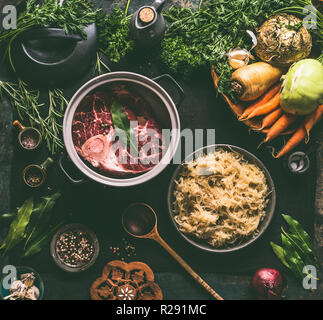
<box><xmin>287</xmin><ymin>151</ymin><xmax>310</xmax><ymax>175</ymax></box>
<box><xmin>50</xmin><ymin>223</ymin><xmax>99</xmax><ymax>272</ymax></box>
<box><xmin>0</xmin><ymin>266</ymin><xmax>44</xmax><ymax>300</ymax></box>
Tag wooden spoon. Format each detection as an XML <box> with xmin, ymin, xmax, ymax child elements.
<box><xmin>122</xmin><ymin>202</ymin><xmax>224</xmax><ymax>300</ymax></box>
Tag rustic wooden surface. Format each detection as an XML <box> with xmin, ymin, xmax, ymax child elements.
<box><xmin>0</xmin><ymin>97</ymin><xmax>13</xmax><ymax>269</ymax></box>
<box><xmin>315</xmin><ymin>127</ymin><xmax>323</xmax><ymax>293</ymax></box>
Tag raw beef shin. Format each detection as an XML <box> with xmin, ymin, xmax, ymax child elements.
<box><xmin>72</xmin><ymin>91</ymin><xmax>164</xmax><ymax>176</ymax></box>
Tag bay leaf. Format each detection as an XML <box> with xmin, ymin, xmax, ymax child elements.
<box><xmin>270</xmin><ymin>241</ymin><xmax>290</xmax><ymax>269</ymax></box>
<box><xmin>24</xmin><ymin>223</ymin><xmax>62</xmax><ymax>257</ymax></box>
<box><xmin>111</xmin><ymin>100</ymin><xmax>138</xmax><ymax>152</ymax></box>
<box><xmin>24</xmin><ymin>192</ymin><xmax>61</xmax><ymax>249</ymax></box>
<box><xmin>0</xmin><ymin>197</ymin><xmax>34</xmax><ymax>256</ymax></box>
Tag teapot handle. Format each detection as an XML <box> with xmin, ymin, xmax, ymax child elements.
<box><xmin>20</xmin><ymin>28</ymin><xmax>82</xmax><ymax>42</ymax></box>
<box><xmin>151</xmin><ymin>0</ymin><xmax>166</xmax><ymax>11</ymax></box>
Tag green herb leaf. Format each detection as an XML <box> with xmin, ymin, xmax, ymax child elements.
<box><xmin>281</xmin><ymin>227</ymin><xmax>318</xmax><ymax>268</ymax></box>
<box><xmin>271</xmin><ymin>214</ymin><xmax>320</xmax><ymax>283</ymax></box>
<box><xmin>281</xmin><ymin>234</ymin><xmax>306</xmax><ymax>279</ymax></box>
<box><xmin>282</xmin><ymin>214</ymin><xmax>314</xmax><ymax>252</ymax></box>
<box><xmin>286</xmin><ymin>22</ymin><xmax>303</xmax><ymax>32</ymax></box>
<box><xmin>24</xmin><ymin>223</ymin><xmax>62</xmax><ymax>258</ymax></box>
<box><xmin>0</xmin><ymin>197</ymin><xmax>34</xmax><ymax>256</ymax></box>
<box><xmin>111</xmin><ymin>100</ymin><xmax>138</xmax><ymax>152</ymax></box>
<box><xmin>270</xmin><ymin>241</ymin><xmax>290</xmax><ymax>269</ymax></box>
<box><xmin>24</xmin><ymin>193</ymin><xmax>61</xmax><ymax>249</ymax></box>
<box><xmin>96</xmin><ymin>8</ymin><xmax>134</xmax><ymax>63</ymax></box>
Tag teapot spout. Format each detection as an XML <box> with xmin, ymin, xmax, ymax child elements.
<box><xmin>151</xmin><ymin>0</ymin><xmax>166</xmax><ymax>12</ymax></box>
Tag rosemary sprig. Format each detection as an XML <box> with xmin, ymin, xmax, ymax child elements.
<box><xmin>0</xmin><ymin>80</ymin><xmax>67</xmax><ymax>154</ymax></box>
<box><xmin>46</xmin><ymin>88</ymin><xmax>67</xmax><ymax>154</ymax></box>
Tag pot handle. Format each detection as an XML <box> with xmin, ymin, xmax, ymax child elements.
<box><xmin>153</xmin><ymin>74</ymin><xmax>184</xmax><ymax>108</ymax></box>
<box><xmin>59</xmin><ymin>153</ymin><xmax>85</xmax><ymax>185</ymax></box>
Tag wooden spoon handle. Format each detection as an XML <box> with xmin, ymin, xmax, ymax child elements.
<box><xmin>153</xmin><ymin>234</ymin><xmax>224</xmax><ymax>300</ymax></box>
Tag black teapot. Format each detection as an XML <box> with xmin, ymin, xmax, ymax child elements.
<box><xmin>11</xmin><ymin>23</ymin><xmax>97</xmax><ymax>88</ymax></box>
<box><xmin>130</xmin><ymin>0</ymin><xmax>166</xmax><ymax>48</ymax></box>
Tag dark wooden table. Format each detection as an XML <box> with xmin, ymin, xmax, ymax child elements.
<box><xmin>0</xmin><ymin>0</ymin><xmax>322</xmax><ymax>300</ymax></box>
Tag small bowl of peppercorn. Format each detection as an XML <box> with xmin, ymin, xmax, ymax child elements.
<box><xmin>50</xmin><ymin>224</ymin><xmax>99</xmax><ymax>272</ymax></box>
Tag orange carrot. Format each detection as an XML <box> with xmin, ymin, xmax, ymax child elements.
<box><xmin>258</xmin><ymin>108</ymin><xmax>283</xmax><ymax>130</ymax></box>
<box><xmin>264</xmin><ymin>113</ymin><xmax>297</xmax><ymax>143</ymax></box>
<box><xmin>239</xmin><ymin>83</ymin><xmax>281</xmax><ymax>120</ymax></box>
<box><xmin>262</xmin><ymin>128</ymin><xmax>295</xmax><ymax>136</ymax></box>
<box><xmin>275</xmin><ymin>125</ymin><xmax>307</xmax><ymax>159</ymax></box>
<box><xmin>304</xmin><ymin>104</ymin><xmax>323</xmax><ymax>141</ymax></box>
<box><xmin>245</xmin><ymin>92</ymin><xmax>280</xmax><ymax>120</ymax></box>
<box><xmin>239</xmin><ymin>104</ymin><xmax>260</xmax><ymax>121</ymax></box>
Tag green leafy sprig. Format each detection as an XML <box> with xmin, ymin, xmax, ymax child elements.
<box><xmin>0</xmin><ymin>193</ymin><xmax>62</xmax><ymax>257</ymax></box>
<box><xmin>0</xmin><ymin>197</ymin><xmax>34</xmax><ymax>256</ymax></box>
<box><xmin>96</xmin><ymin>8</ymin><xmax>134</xmax><ymax>63</ymax></box>
<box><xmin>271</xmin><ymin>214</ymin><xmax>319</xmax><ymax>281</ymax></box>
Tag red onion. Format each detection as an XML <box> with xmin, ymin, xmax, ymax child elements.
<box><xmin>251</xmin><ymin>268</ymin><xmax>286</xmax><ymax>300</ymax></box>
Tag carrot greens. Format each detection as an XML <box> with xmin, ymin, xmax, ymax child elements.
<box><xmin>161</xmin><ymin>0</ymin><xmax>322</xmax><ymax>100</ymax></box>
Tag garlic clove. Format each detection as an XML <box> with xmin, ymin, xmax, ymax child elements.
<box><xmin>229</xmin><ymin>58</ymin><xmax>248</xmax><ymax>69</ymax></box>
<box><xmin>227</xmin><ymin>30</ymin><xmax>257</xmax><ymax>69</ymax></box>
<box><xmin>9</xmin><ymin>280</ymin><xmax>24</xmax><ymax>293</ymax></box>
<box><xmin>21</xmin><ymin>272</ymin><xmax>35</xmax><ymax>288</ymax></box>
<box><xmin>228</xmin><ymin>48</ymin><xmax>250</xmax><ymax>69</ymax></box>
<box><xmin>25</xmin><ymin>286</ymin><xmax>40</xmax><ymax>300</ymax></box>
